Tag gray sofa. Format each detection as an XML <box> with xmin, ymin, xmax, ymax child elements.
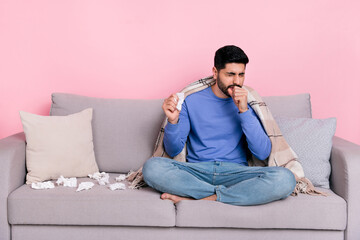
<box><xmin>1</xmin><ymin>92</ymin><xmax>359</xmax><ymax>240</ymax></box>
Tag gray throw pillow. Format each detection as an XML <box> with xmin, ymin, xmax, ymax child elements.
<box><xmin>274</xmin><ymin>116</ymin><xmax>337</xmax><ymax>188</ymax></box>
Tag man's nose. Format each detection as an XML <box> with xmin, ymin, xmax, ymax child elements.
<box><xmin>233</xmin><ymin>76</ymin><xmax>241</xmax><ymax>85</ymax></box>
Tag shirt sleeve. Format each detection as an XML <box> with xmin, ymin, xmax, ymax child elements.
<box><xmin>238</xmin><ymin>105</ymin><xmax>272</xmax><ymax>160</ymax></box>
<box><xmin>163</xmin><ymin>101</ymin><xmax>190</xmax><ymax>157</ymax></box>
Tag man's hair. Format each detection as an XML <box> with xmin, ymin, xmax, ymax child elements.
<box><xmin>214</xmin><ymin>45</ymin><xmax>249</xmax><ymax>70</ymax></box>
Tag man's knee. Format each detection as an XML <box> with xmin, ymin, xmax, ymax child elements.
<box><xmin>272</xmin><ymin>167</ymin><xmax>297</xmax><ymax>197</ymax></box>
<box><xmin>143</xmin><ymin>157</ymin><xmax>171</xmax><ymax>186</ymax></box>
<box><xmin>143</xmin><ymin>157</ymin><xmax>159</xmax><ymax>181</ymax></box>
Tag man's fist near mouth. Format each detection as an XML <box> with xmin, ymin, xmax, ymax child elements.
<box><xmin>227</xmin><ymin>86</ymin><xmax>248</xmax><ymax>113</ymax></box>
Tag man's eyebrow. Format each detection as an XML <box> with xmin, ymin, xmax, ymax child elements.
<box><xmin>226</xmin><ymin>72</ymin><xmax>245</xmax><ymax>75</ymax></box>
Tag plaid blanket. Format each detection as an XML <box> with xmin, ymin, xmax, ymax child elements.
<box><xmin>127</xmin><ymin>76</ymin><xmax>325</xmax><ymax>196</ymax></box>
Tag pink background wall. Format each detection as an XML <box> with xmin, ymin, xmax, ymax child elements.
<box><xmin>1</xmin><ymin>1</ymin><xmax>359</xmax><ymax>144</ymax></box>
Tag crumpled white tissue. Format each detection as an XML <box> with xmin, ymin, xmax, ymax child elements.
<box><xmin>88</xmin><ymin>172</ymin><xmax>110</xmax><ymax>185</ymax></box>
<box><xmin>31</xmin><ymin>181</ymin><xmax>55</xmax><ymax>190</ymax></box>
<box><xmin>109</xmin><ymin>183</ymin><xmax>126</xmax><ymax>191</ymax></box>
<box><xmin>56</xmin><ymin>176</ymin><xmax>77</xmax><ymax>187</ymax></box>
<box><xmin>176</xmin><ymin>92</ymin><xmax>185</xmax><ymax>111</ymax></box>
<box><xmin>88</xmin><ymin>172</ymin><xmax>102</xmax><ymax>180</ymax></box>
<box><xmin>115</xmin><ymin>174</ymin><xmax>127</xmax><ymax>182</ymax></box>
<box><xmin>76</xmin><ymin>182</ymin><xmax>94</xmax><ymax>192</ymax></box>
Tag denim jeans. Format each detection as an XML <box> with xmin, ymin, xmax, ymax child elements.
<box><xmin>143</xmin><ymin>157</ymin><xmax>296</xmax><ymax>206</ymax></box>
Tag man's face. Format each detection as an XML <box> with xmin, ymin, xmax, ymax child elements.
<box><xmin>213</xmin><ymin>63</ymin><xmax>246</xmax><ymax>98</ymax></box>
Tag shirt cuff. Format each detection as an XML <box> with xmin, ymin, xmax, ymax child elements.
<box><xmin>165</xmin><ymin>120</ymin><xmax>180</xmax><ymax>134</ymax></box>
<box><xmin>238</xmin><ymin>107</ymin><xmax>259</xmax><ymax>125</ymax></box>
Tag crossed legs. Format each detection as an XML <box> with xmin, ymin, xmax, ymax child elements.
<box><xmin>143</xmin><ymin>157</ymin><xmax>296</xmax><ymax>206</ymax></box>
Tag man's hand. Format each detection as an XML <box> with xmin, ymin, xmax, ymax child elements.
<box><xmin>228</xmin><ymin>86</ymin><xmax>248</xmax><ymax>113</ymax></box>
<box><xmin>162</xmin><ymin>94</ymin><xmax>180</xmax><ymax>124</ymax></box>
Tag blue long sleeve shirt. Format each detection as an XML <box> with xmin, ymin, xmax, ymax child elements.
<box><xmin>164</xmin><ymin>87</ymin><xmax>271</xmax><ymax>166</ymax></box>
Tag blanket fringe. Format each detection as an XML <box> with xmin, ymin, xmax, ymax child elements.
<box><xmin>292</xmin><ymin>176</ymin><xmax>327</xmax><ymax>196</ymax></box>
<box><xmin>126</xmin><ymin>168</ymin><xmax>147</xmax><ymax>189</ymax></box>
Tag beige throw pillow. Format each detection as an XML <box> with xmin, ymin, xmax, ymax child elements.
<box><xmin>20</xmin><ymin>108</ymin><xmax>99</xmax><ymax>184</ymax></box>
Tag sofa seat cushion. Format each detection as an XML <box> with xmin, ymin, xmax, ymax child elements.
<box><xmin>175</xmin><ymin>188</ymin><xmax>346</xmax><ymax>230</ymax></box>
<box><xmin>8</xmin><ymin>174</ymin><xmax>175</xmax><ymax>227</ymax></box>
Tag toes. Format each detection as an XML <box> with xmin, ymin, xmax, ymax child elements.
<box><xmin>161</xmin><ymin>193</ymin><xmax>170</xmax><ymax>200</ymax></box>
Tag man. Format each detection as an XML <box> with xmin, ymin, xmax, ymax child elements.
<box><xmin>142</xmin><ymin>45</ymin><xmax>296</xmax><ymax>206</ymax></box>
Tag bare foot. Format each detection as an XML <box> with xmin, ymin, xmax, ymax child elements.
<box><xmin>202</xmin><ymin>194</ymin><xmax>217</xmax><ymax>201</ymax></box>
<box><xmin>161</xmin><ymin>193</ymin><xmax>193</xmax><ymax>204</ymax></box>
<box><xmin>160</xmin><ymin>193</ymin><xmax>217</xmax><ymax>204</ymax></box>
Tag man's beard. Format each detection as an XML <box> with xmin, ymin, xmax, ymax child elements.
<box><xmin>217</xmin><ymin>76</ymin><xmax>242</xmax><ymax>98</ymax></box>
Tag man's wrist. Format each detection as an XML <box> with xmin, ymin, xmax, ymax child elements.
<box><xmin>168</xmin><ymin>118</ymin><xmax>179</xmax><ymax>124</ymax></box>
<box><xmin>238</xmin><ymin>108</ymin><xmax>249</xmax><ymax>114</ymax></box>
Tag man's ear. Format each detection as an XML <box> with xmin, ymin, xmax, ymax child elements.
<box><xmin>212</xmin><ymin>67</ymin><xmax>218</xmax><ymax>79</ymax></box>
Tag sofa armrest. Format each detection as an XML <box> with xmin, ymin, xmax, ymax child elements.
<box><xmin>0</xmin><ymin>132</ymin><xmax>26</xmax><ymax>240</ymax></box>
<box><xmin>330</xmin><ymin>136</ymin><xmax>360</xmax><ymax>240</ymax></box>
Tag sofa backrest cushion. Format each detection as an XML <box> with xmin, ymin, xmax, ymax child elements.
<box><xmin>50</xmin><ymin>92</ymin><xmax>312</xmax><ymax>173</ymax></box>
<box><xmin>50</xmin><ymin>93</ymin><xmax>164</xmax><ymax>173</ymax></box>
<box><xmin>262</xmin><ymin>93</ymin><xmax>312</xmax><ymax>118</ymax></box>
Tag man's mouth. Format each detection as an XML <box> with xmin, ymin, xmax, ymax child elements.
<box><xmin>226</xmin><ymin>84</ymin><xmax>242</xmax><ymax>92</ymax></box>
